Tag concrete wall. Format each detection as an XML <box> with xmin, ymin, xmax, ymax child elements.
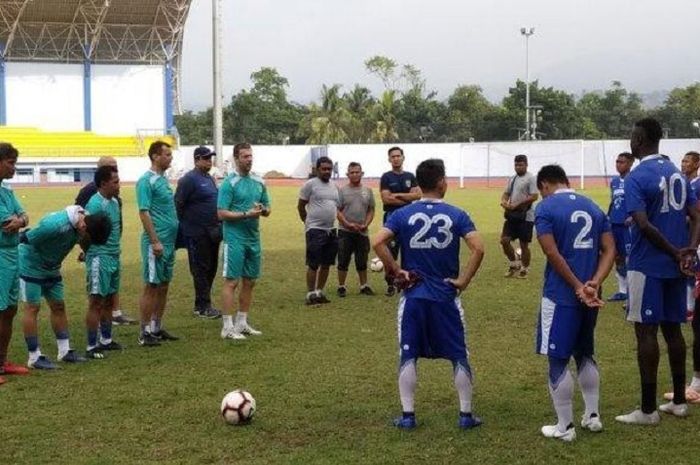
<box><xmin>10</xmin><ymin>138</ymin><xmax>700</xmax><ymax>185</ymax></box>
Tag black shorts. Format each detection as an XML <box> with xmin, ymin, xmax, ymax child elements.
<box><xmin>305</xmin><ymin>228</ymin><xmax>338</xmax><ymax>270</ymax></box>
<box><xmin>502</xmin><ymin>219</ymin><xmax>534</xmax><ymax>243</ymax></box>
<box><xmin>337</xmin><ymin>230</ymin><xmax>370</xmax><ymax>272</ymax></box>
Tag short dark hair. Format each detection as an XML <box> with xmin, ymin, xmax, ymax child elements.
<box><xmin>347</xmin><ymin>162</ymin><xmax>362</xmax><ymax>170</ymax></box>
<box><xmin>685</xmin><ymin>151</ymin><xmax>700</xmax><ymax>163</ymax></box>
<box><xmin>316</xmin><ymin>156</ymin><xmax>333</xmax><ymax>169</ymax></box>
<box><xmin>148</xmin><ymin>141</ymin><xmax>171</xmax><ymax>161</ymax></box>
<box><xmin>85</xmin><ymin>213</ymin><xmax>112</xmax><ymax>246</ymax></box>
<box><xmin>416</xmin><ymin>158</ymin><xmax>445</xmax><ymax>191</ymax></box>
<box><xmin>388</xmin><ymin>146</ymin><xmax>403</xmax><ymax>156</ymax></box>
<box><xmin>0</xmin><ymin>142</ymin><xmax>19</xmax><ymax>160</ymax></box>
<box><xmin>94</xmin><ymin>165</ymin><xmax>118</xmax><ymax>188</ymax></box>
<box><xmin>536</xmin><ymin>164</ymin><xmax>569</xmax><ymax>189</ymax></box>
<box><xmin>634</xmin><ymin>118</ymin><xmax>663</xmax><ymax>145</ymax></box>
<box><xmin>618</xmin><ymin>151</ymin><xmax>634</xmax><ymax>162</ymax></box>
<box><xmin>514</xmin><ymin>154</ymin><xmax>528</xmax><ymax>164</ymax></box>
<box><xmin>233</xmin><ymin>142</ymin><xmax>251</xmax><ymax>158</ymax></box>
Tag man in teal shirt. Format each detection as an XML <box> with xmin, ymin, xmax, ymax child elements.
<box><xmin>136</xmin><ymin>141</ymin><xmax>179</xmax><ymax>346</ymax></box>
<box><xmin>20</xmin><ymin>206</ymin><xmax>111</xmax><ymax>369</ymax></box>
<box><xmin>84</xmin><ymin>165</ymin><xmax>124</xmax><ymax>358</ymax></box>
<box><xmin>0</xmin><ymin>143</ymin><xmax>30</xmax><ymax>384</ymax></box>
<box><xmin>217</xmin><ymin>143</ymin><xmax>271</xmax><ymax>340</ymax></box>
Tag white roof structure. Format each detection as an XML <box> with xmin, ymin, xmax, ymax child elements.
<box><xmin>0</xmin><ymin>0</ymin><xmax>192</xmax><ymax>111</ymax></box>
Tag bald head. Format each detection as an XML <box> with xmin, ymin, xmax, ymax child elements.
<box><xmin>97</xmin><ymin>156</ymin><xmax>117</xmax><ymax>168</ymax></box>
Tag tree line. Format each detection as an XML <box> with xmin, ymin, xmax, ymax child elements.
<box><xmin>175</xmin><ymin>55</ymin><xmax>700</xmax><ymax>145</ymax></box>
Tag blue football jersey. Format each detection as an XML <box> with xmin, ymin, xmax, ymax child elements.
<box><xmin>608</xmin><ymin>176</ymin><xmax>627</xmax><ymax>224</ymax></box>
<box><xmin>625</xmin><ymin>154</ymin><xmax>697</xmax><ymax>278</ymax></box>
<box><xmin>384</xmin><ymin>200</ymin><xmax>476</xmax><ymax>302</ymax></box>
<box><xmin>535</xmin><ymin>189</ymin><xmax>611</xmax><ymax>306</ymax></box>
<box><xmin>690</xmin><ymin>176</ymin><xmax>700</xmax><ymax>197</ymax></box>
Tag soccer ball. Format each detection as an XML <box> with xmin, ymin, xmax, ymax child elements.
<box><xmin>221</xmin><ymin>389</ymin><xmax>256</xmax><ymax>425</ymax></box>
<box><xmin>370</xmin><ymin>257</ymin><xmax>384</xmax><ymax>272</ymax></box>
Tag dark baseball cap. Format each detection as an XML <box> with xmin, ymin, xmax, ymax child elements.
<box><xmin>193</xmin><ymin>146</ymin><xmax>216</xmax><ymax>159</ymax></box>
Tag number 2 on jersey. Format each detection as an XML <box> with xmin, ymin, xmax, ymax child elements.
<box><xmin>570</xmin><ymin>210</ymin><xmax>593</xmax><ymax>249</ymax></box>
<box><xmin>408</xmin><ymin>213</ymin><xmax>454</xmax><ymax>249</ymax></box>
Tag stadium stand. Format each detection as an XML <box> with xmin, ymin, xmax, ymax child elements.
<box><xmin>0</xmin><ymin>1</ymin><xmax>190</xmax><ymax>181</ymax></box>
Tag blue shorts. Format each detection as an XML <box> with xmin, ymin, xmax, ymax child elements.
<box><xmin>536</xmin><ymin>297</ymin><xmax>597</xmax><ymax>359</ymax></box>
<box><xmin>398</xmin><ymin>297</ymin><xmax>467</xmax><ymax>362</ymax></box>
<box><xmin>627</xmin><ymin>271</ymin><xmax>686</xmax><ymax>324</ymax></box>
<box><xmin>611</xmin><ymin>223</ymin><xmax>630</xmax><ymax>259</ymax></box>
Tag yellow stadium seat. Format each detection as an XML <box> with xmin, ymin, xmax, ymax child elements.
<box><xmin>0</xmin><ymin>126</ymin><xmax>177</xmax><ymax>157</ymax></box>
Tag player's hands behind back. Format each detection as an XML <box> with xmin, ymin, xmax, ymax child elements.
<box><xmin>388</xmin><ymin>269</ymin><xmax>421</xmax><ymax>291</ymax></box>
<box><xmin>577</xmin><ymin>281</ymin><xmax>604</xmax><ymax>308</ymax></box>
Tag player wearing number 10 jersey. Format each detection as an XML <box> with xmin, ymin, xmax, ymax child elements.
<box><xmin>616</xmin><ymin>118</ymin><xmax>700</xmax><ymax>425</ymax></box>
<box><xmin>534</xmin><ymin>165</ymin><xmax>615</xmax><ymax>441</ymax></box>
<box><xmin>372</xmin><ymin>158</ymin><xmax>485</xmax><ymax>430</ymax></box>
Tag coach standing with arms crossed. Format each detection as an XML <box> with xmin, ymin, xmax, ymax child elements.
<box><xmin>379</xmin><ymin>147</ymin><xmax>421</xmax><ymax>296</ymax></box>
<box><xmin>175</xmin><ymin>146</ymin><xmax>221</xmax><ymax>319</ymax></box>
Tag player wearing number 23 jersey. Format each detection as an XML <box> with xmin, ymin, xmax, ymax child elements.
<box><xmin>373</xmin><ymin>158</ymin><xmax>485</xmax><ymax>430</ymax></box>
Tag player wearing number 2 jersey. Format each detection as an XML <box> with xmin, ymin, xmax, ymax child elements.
<box><xmin>616</xmin><ymin>118</ymin><xmax>700</xmax><ymax>426</ymax></box>
<box><xmin>534</xmin><ymin>165</ymin><xmax>615</xmax><ymax>442</ymax></box>
<box><xmin>372</xmin><ymin>158</ymin><xmax>485</xmax><ymax>430</ymax></box>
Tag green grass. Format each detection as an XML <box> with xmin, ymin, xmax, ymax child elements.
<box><xmin>2</xmin><ymin>185</ymin><xmax>698</xmax><ymax>464</ymax></box>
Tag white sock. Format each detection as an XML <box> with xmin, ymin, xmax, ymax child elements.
<box><xmin>453</xmin><ymin>364</ymin><xmax>473</xmax><ymax>413</ymax></box>
<box><xmin>690</xmin><ymin>376</ymin><xmax>700</xmax><ymax>391</ymax></box>
<box><xmin>687</xmin><ymin>285</ymin><xmax>695</xmax><ymax>311</ymax></box>
<box><xmin>150</xmin><ymin>319</ymin><xmax>161</xmax><ymax>333</ymax></box>
<box><xmin>57</xmin><ymin>338</ymin><xmax>71</xmax><ymax>359</ymax></box>
<box><xmin>99</xmin><ymin>336</ymin><xmax>112</xmax><ymax>346</ymax></box>
<box><xmin>616</xmin><ymin>271</ymin><xmax>628</xmax><ymax>294</ymax></box>
<box><xmin>359</xmin><ymin>284</ymin><xmax>368</xmax><ymax>290</ymax></box>
<box><xmin>87</xmin><ymin>343</ymin><xmax>97</xmax><ymax>352</ymax></box>
<box><xmin>307</xmin><ymin>291</ymin><xmax>315</xmax><ymax>299</ymax></box>
<box><xmin>549</xmin><ymin>369</ymin><xmax>574</xmax><ymax>432</ymax></box>
<box><xmin>398</xmin><ymin>360</ymin><xmax>417</xmax><ymax>413</ymax></box>
<box><xmin>112</xmin><ymin>309</ymin><xmax>123</xmax><ymax>317</ymax></box>
<box><xmin>28</xmin><ymin>349</ymin><xmax>42</xmax><ymax>364</ymax></box>
<box><xmin>510</xmin><ymin>260</ymin><xmax>520</xmax><ymax>268</ymax></box>
<box><xmin>235</xmin><ymin>311</ymin><xmax>248</xmax><ymax>326</ymax></box>
<box><xmin>315</xmin><ymin>289</ymin><xmax>323</xmax><ymax>297</ymax></box>
<box><xmin>577</xmin><ymin>358</ymin><xmax>600</xmax><ymax>417</ymax></box>
<box><xmin>223</xmin><ymin>315</ymin><xmax>234</xmax><ymax>330</ymax></box>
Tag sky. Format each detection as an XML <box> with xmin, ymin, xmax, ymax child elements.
<box><xmin>179</xmin><ymin>0</ymin><xmax>700</xmax><ymax>111</ymax></box>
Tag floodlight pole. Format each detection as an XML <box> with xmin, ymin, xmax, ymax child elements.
<box><xmin>213</xmin><ymin>0</ymin><xmax>224</xmax><ymax>170</ymax></box>
<box><xmin>521</xmin><ymin>27</ymin><xmax>535</xmax><ymax>140</ymax></box>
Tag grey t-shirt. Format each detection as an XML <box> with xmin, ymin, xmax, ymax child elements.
<box><xmin>338</xmin><ymin>185</ymin><xmax>375</xmax><ymax>236</ymax></box>
<box><xmin>504</xmin><ymin>172</ymin><xmax>538</xmax><ymax>222</ymax></box>
<box><xmin>299</xmin><ymin>177</ymin><xmax>339</xmax><ymax>231</ymax></box>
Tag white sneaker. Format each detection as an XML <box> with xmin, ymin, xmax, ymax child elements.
<box><xmin>220</xmin><ymin>328</ymin><xmax>246</xmax><ymax>340</ymax></box>
<box><xmin>235</xmin><ymin>323</ymin><xmax>262</xmax><ymax>336</ymax></box>
<box><xmin>658</xmin><ymin>401</ymin><xmax>689</xmax><ymax>417</ymax></box>
<box><xmin>541</xmin><ymin>424</ymin><xmax>576</xmax><ymax>442</ymax></box>
<box><xmin>580</xmin><ymin>414</ymin><xmax>603</xmax><ymax>432</ymax></box>
<box><xmin>615</xmin><ymin>409</ymin><xmax>660</xmax><ymax>425</ymax></box>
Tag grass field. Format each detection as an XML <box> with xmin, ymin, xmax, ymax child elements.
<box><xmin>2</xmin><ymin>184</ymin><xmax>699</xmax><ymax>464</ymax></box>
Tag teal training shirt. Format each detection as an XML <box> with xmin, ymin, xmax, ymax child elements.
<box><xmin>85</xmin><ymin>192</ymin><xmax>121</xmax><ymax>256</ymax></box>
<box><xmin>0</xmin><ymin>181</ymin><xmax>24</xmax><ymax>249</ymax></box>
<box><xmin>136</xmin><ymin>170</ymin><xmax>178</xmax><ymax>245</ymax></box>
<box><xmin>19</xmin><ymin>208</ymin><xmax>79</xmax><ymax>278</ymax></box>
<box><xmin>217</xmin><ymin>172</ymin><xmax>270</xmax><ymax>243</ymax></box>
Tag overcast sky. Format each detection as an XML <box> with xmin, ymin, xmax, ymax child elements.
<box><xmin>180</xmin><ymin>0</ymin><xmax>700</xmax><ymax>111</ymax></box>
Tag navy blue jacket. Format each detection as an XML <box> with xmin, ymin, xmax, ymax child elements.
<box><xmin>174</xmin><ymin>169</ymin><xmax>219</xmax><ymax>237</ymax></box>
